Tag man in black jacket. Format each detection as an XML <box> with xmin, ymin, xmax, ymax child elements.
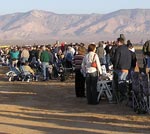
<box><xmin>112</xmin><ymin>37</ymin><xmax>132</xmax><ymax>103</ymax></box>
<box><xmin>113</xmin><ymin>38</ymin><xmax>131</xmax><ymax>73</ymax></box>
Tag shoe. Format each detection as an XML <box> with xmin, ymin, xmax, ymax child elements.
<box><xmin>76</xmin><ymin>95</ymin><xmax>86</xmax><ymax>98</ymax></box>
<box><xmin>88</xmin><ymin>102</ymin><xmax>99</xmax><ymax>105</ymax></box>
<box><xmin>81</xmin><ymin>95</ymin><xmax>86</xmax><ymax>98</ymax></box>
<box><xmin>109</xmin><ymin>100</ymin><xmax>117</xmax><ymax>104</ymax></box>
<box><xmin>77</xmin><ymin>96</ymin><xmax>86</xmax><ymax>98</ymax></box>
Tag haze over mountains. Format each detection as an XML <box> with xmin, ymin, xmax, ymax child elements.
<box><xmin>0</xmin><ymin>9</ymin><xmax>150</xmax><ymax>44</ymax></box>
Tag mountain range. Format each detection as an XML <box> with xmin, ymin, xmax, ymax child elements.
<box><xmin>0</xmin><ymin>9</ymin><xmax>150</xmax><ymax>44</ymax></box>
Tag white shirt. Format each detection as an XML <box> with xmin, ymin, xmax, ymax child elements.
<box><xmin>81</xmin><ymin>51</ymin><xmax>102</xmax><ymax>75</ymax></box>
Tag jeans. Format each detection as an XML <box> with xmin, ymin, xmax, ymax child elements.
<box><xmin>113</xmin><ymin>70</ymin><xmax>128</xmax><ymax>102</ymax></box>
<box><xmin>106</xmin><ymin>54</ymin><xmax>111</xmax><ymax>71</ymax></box>
<box><xmin>42</xmin><ymin>62</ymin><xmax>49</xmax><ymax>80</ymax></box>
<box><xmin>118</xmin><ymin>71</ymin><xmax>128</xmax><ymax>81</ymax></box>
<box><xmin>100</xmin><ymin>56</ymin><xmax>106</xmax><ymax>65</ymax></box>
<box><xmin>147</xmin><ymin>56</ymin><xmax>150</xmax><ymax>68</ymax></box>
<box><xmin>86</xmin><ymin>71</ymin><xmax>98</xmax><ymax>104</ymax></box>
<box><xmin>21</xmin><ymin>57</ymin><xmax>29</xmax><ymax>63</ymax></box>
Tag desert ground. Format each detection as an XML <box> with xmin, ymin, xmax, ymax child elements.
<box><xmin>0</xmin><ymin>65</ymin><xmax>150</xmax><ymax>134</ymax></box>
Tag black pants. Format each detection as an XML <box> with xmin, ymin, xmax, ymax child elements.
<box><xmin>112</xmin><ymin>71</ymin><xmax>118</xmax><ymax>102</ymax></box>
<box><xmin>75</xmin><ymin>69</ymin><xmax>85</xmax><ymax>97</ymax></box>
<box><xmin>86</xmin><ymin>71</ymin><xmax>98</xmax><ymax>104</ymax></box>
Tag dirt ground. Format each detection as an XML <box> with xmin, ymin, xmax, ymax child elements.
<box><xmin>0</xmin><ymin>66</ymin><xmax>150</xmax><ymax>134</ymax></box>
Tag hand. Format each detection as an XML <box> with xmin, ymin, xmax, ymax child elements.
<box><xmin>99</xmin><ymin>73</ymin><xmax>103</xmax><ymax>77</ymax></box>
<box><xmin>98</xmin><ymin>76</ymin><xmax>102</xmax><ymax>81</ymax></box>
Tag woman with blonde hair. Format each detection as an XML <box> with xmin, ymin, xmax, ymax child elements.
<box><xmin>81</xmin><ymin>44</ymin><xmax>102</xmax><ymax>104</ymax></box>
<box><xmin>73</xmin><ymin>45</ymin><xmax>87</xmax><ymax>97</ymax></box>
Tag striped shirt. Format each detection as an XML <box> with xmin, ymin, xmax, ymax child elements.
<box><xmin>73</xmin><ymin>54</ymin><xmax>85</xmax><ymax>70</ymax></box>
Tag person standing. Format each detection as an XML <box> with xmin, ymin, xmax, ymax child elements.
<box><xmin>96</xmin><ymin>41</ymin><xmax>105</xmax><ymax>65</ymax></box>
<box><xmin>9</xmin><ymin>47</ymin><xmax>20</xmax><ymax>67</ymax></box>
<box><xmin>40</xmin><ymin>46</ymin><xmax>50</xmax><ymax>81</ymax></box>
<box><xmin>113</xmin><ymin>37</ymin><xmax>132</xmax><ymax>102</ymax></box>
<box><xmin>20</xmin><ymin>46</ymin><xmax>30</xmax><ymax>63</ymax></box>
<box><xmin>142</xmin><ymin>40</ymin><xmax>150</xmax><ymax>70</ymax></box>
<box><xmin>65</xmin><ymin>46</ymin><xmax>74</xmax><ymax>68</ymax></box>
<box><xmin>105</xmin><ymin>42</ymin><xmax>112</xmax><ymax>71</ymax></box>
<box><xmin>73</xmin><ymin>46</ymin><xmax>87</xmax><ymax>97</ymax></box>
<box><xmin>81</xmin><ymin>44</ymin><xmax>102</xmax><ymax>105</ymax></box>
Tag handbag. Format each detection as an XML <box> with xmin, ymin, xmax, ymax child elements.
<box><xmin>91</xmin><ymin>54</ymin><xmax>97</xmax><ymax>68</ymax></box>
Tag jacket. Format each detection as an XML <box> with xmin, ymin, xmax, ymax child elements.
<box><xmin>113</xmin><ymin>45</ymin><xmax>131</xmax><ymax>70</ymax></box>
<box><xmin>40</xmin><ymin>50</ymin><xmax>50</xmax><ymax>62</ymax></box>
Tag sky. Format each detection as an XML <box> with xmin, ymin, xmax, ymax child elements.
<box><xmin>1</xmin><ymin>0</ymin><xmax>150</xmax><ymax>15</ymax></box>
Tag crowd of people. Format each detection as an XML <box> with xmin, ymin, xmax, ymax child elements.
<box><xmin>0</xmin><ymin>42</ymin><xmax>78</xmax><ymax>81</ymax></box>
<box><xmin>0</xmin><ymin>35</ymin><xmax>149</xmax><ymax>107</ymax></box>
<box><xmin>73</xmin><ymin>34</ymin><xmax>138</xmax><ymax>105</ymax></box>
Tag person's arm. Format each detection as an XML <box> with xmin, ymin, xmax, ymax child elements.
<box><xmin>81</xmin><ymin>55</ymin><xmax>87</xmax><ymax>76</ymax></box>
<box><xmin>95</xmin><ymin>54</ymin><xmax>102</xmax><ymax>75</ymax></box>
<box><xmin>51</xmin><ymin>52</ymin><xmax>54</xmax><ymax>64</ymax></box>
<box><xmin>20</xmin><ymin>51</ymin><xmax>23</xmax><ymax>58</ymax></box>
<box><xmin>113</xmin><ymin>49</ymin><xmax>120</xmax><ymax>70</ymax></box>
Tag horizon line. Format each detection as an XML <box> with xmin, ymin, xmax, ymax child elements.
<box><xmin>1</xmin><ymin>8</ymin><xmax>150</xmax><ymax>16</ymax></box>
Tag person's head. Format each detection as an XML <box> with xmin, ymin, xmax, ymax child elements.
<box><xmin>80</xmin><ymin>42</ymin><xmax>85</xmax><ymax>47</ymax></box>
<box><xmin>42</xmin><ymin>45</ymin><xmax>46</xmax><ymax>51</ymax></box>
<box><xmin>120</xmin><ymin>34</ymin><xmax>126</xmax><ymax>42</ymax></box>
<box><xmin>127</xmin><ymin>40</ymin><xmax>130</xmax><ymax>43</ymax></box>
<box><xmin>127</xmin><ymin>42</ymin><xmax>133</xmax><ymax>49</ymax></box>
<box><xmin>98</xmin><ymin>41</ymin><xmax>103</xmax><ymax>47</ymax></box>
<box><xmin>13</xmin><ymin>47</ymin><xmax>18</xmax><ymax>51</ymax></box>
<box><xmin>117</xmin><ymin>37</ymin><xmax>124</xmax><ymax>46</ymax></box>
<box><xmin>78</xmin><ymin>46</ymin><xmax>86</xmax><ymax>55</ymax></box>
<box><xmin>88</xmin><ymin>44</ymin><xmax>96</xmax><ymax>52</ymax></box>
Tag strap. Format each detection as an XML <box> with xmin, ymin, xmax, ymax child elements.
<box><xmin>93</xmin><ymin>54</ymin><xmax>96</xmax><ymax>62</ymax></box>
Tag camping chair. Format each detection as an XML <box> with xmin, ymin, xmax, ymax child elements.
<box><xmin>20</xmin><ymin>66</ymin><xmax>33</xmax><ymax>82</ymax></box>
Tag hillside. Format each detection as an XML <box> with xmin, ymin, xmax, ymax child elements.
<box><xmin>0</xmin><ymin>9</ymin><xmax>150</xmax><ymax>43</ymax></box>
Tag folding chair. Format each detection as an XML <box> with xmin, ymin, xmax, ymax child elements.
<box><xmin>97</xmin><ymin>80</ymin><xmax>112</xmax><ymax>102</ymax></box>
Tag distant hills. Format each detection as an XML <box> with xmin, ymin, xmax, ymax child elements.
<box><xmin>0</xmin><ymin>9</ymin><xmax>150</xmax><ymax>44</ymax></box>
